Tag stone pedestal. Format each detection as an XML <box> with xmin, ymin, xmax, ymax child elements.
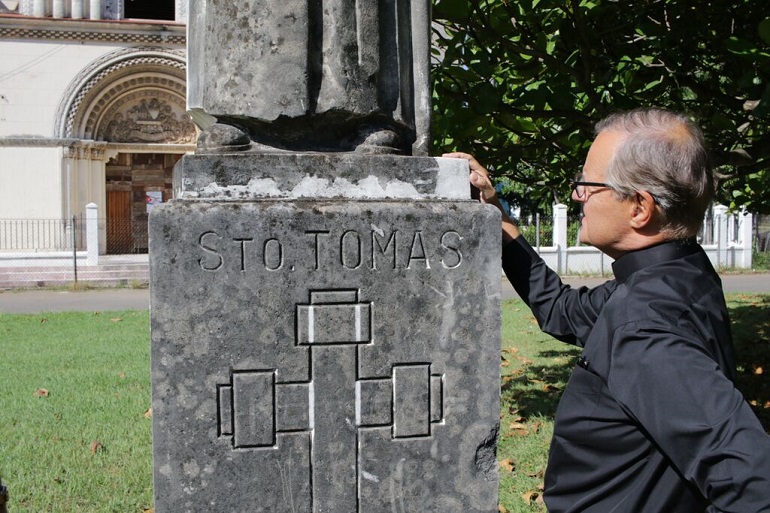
<box><xmin>150</xmin><ymin>155</ymin><xmax>501</xmax><ymax>512</ymax></box>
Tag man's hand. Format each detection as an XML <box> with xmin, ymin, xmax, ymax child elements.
<box><xmin>442</xmin><ymin>152</ymin><xmax>520</xmax><ymax>243</ymax></box>
<box><xmin>442</xmin><ymin>152</ymin><xmax>497</xmax><ymax>203</ymax></box>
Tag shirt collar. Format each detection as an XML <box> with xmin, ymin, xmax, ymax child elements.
<box><xmin>611</xmin><ymin>238</ymin><xmax>701</xmax><ymax>284</ymax></box>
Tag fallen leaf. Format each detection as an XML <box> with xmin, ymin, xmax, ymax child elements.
<box><xmin>521</xmin><ymin>490</ymin><xmax>540</xmax><ymax>503</ymax></box>
<box><xmin>89</xmin><ymin>441</ymin><xmax>104</xmax><ymax>454</ymax></box>
<box><xmin>499</xmin><ymin>458</ymin><xmax>515</xmax><ymax>472</ymax></box>
<box><xmin>144</xmin><ymin>408</ymin><xmax>153</xmax><ymax>419</ymax></box>
<box><xmin>40</xmin><ymin>318</ymin><xmax>48</xmax><ymax>323</ymax></box>
<box><xmin>498</xmin><ymin>505</ymin><xmax>509</xmax><ymax>513</ymax></box>
<box><xmin>754</xmin><ymin>366</ymin><xmax>764</xmax><ymax>375</ymax></box>
<box><xmin>118</xmin><ymin>372</ymin><xmax>126</xmax><ymax>379</ymax></box>
<box><xmin>110</xmin><ymin>317</ymin><xmax>123</xmax><ymax>322</ymax></box>
<box><xmin>34</xmin><ymin>388</ymin><xmax>49</xmax><ymax>397</ymax></box>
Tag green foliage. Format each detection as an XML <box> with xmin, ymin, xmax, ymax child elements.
<box><xmin>433</xmin><ymin>0</ymin><xmax>770</xmax><ymax>213</ymax></box>
<box><xmin>753</xmin><ymin>248</ymin><xmax>770</xmax><ymax>270</ymax></box>
<box><xmin>519</xmin><ymin>223</ymin><xmax>553</xmax><ymax>248</ymax></box>
<box><xmin>518</xmin><ymin>220</ymin><xmax>582</xmax><ymax>248</ymax></box>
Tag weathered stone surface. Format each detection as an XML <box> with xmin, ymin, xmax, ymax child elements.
<box><xmin>150</xmin><ymin>196</ymin><xmax>501</xmax><ymax>512</ymax></box>
<box><xmin>174</xmin><ymin>154</ymin><xmax>469</xmax><ymax>200</ymax></box>
<box><xmin>187</xmin><ymin>0</ymin><xmax>431</xmax><ymax>154</ymax></box>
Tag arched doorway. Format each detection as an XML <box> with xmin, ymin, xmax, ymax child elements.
<box><xmin>105</xmin><ymin>152</ymin><xmax>183</xmax><ymax>254</ymax></box>
<box><xmin>55</xmin><ymin>47</ymin><xmax>196</xmax><ymax>254</ymax></box>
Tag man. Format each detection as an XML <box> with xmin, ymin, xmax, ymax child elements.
<box><xmin>446</xmin><ymin>108</ymin><xmax>770</xmax><ymax>512</ymax></box>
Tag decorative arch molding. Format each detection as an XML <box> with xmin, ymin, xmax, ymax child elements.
<box><xmin>54</xmin><ymin>47</ymin><xmax>191</xmax><ymax>142</ymax></box>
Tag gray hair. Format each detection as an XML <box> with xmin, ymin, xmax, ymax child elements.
<box><xmin>596</xmin><ymin>108</ymin><xmax>714</xmax><ymax>239</ymax></box>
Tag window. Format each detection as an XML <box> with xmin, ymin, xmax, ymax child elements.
<box><xmin>124</xmin><ymin>0</ymin><xmax>175</xmax><ymax>21</ymax></box>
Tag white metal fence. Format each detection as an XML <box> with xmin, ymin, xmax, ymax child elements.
<box><xmin>0</xmin><ymin>204</ymin><xmax>147</xmax><ymax>287</ymax></box>
<box><xmin>520</xmin><ymin>204</ymin><xmax>753</xmax><ymax>275</ymax></box>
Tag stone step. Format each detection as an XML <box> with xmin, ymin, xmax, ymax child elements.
<box><xmin>0</xmin><ymin>265</ymin><xmax>149</xmax><ymax>288</ymax></box>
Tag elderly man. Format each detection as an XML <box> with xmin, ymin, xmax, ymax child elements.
<box><xmin>446</xmin><ymin>108</ymin><xmax>770</xmax><ymax>512</ymax></box>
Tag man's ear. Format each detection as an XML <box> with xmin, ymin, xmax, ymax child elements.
<box><xmin>629</xmin><ymin>191</ymin><xmax>657</xmax><ymax>229</ymax></box>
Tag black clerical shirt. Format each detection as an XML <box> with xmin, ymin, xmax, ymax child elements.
<box><xmin>503</xmin><ymin>236</ymin><xmax>770</xmax><ymax>513</ymax></box>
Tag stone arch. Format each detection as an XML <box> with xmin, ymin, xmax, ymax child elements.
<box><xmin>54</xmin><ymin>47</ymin><xmax>194</xmax><ymax>143</ymax></box>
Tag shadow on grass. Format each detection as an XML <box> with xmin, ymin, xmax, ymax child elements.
<box><xmin>506</xmin><ymin>295</ymin><xmax>770</xmax><ymax>432</ymax></box>
<box><xmin>729</xmin><ymin>294</ymin><xmax>770</xmax><ymax>430</ymax></box>
<box><xmin>502</xmin><ymin>348</ymin><xmax>580</xmax><ymax>420</ymax></box>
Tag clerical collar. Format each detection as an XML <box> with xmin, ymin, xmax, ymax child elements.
<box><xmin>611</xmin><ymin>238</ymin><xmax>700</xmax><ymax>284</ymax></box>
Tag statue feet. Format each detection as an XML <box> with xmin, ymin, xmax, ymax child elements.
<box><xmin>195</xmin><ymin>121</ymin><xmax>409</xmax><ymax>155</ymax></box>
<box><xmin>354</xmin><ymin>128</ymin><xmax>403</xmax><ymax>155</ymax></box>
<box><xmin>196</xmin><ymin>123</ymin><xmax>252</xmax><ymax>153</ymax></box>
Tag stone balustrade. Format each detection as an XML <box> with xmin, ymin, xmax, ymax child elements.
<box><xmin>13</xmin><ymin>0</ymin><xmax>183</xmax><ymax>22</ymax></box>
<box><xmin>32</xmin><ymin>0</ymin><xmax>102</xmax><ymax>19</ymax></box>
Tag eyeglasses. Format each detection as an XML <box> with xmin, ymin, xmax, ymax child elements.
<box><xmin>571</xmin><ymin>174</ymin><xmax>663</xmax><ymax>205</ymax></box>
<box><xmin>571</xmin><ymin>174</ymin><xmax>611</xmax><ymax>199</ymax></box>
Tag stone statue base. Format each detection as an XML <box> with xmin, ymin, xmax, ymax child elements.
<box><xmin>150</xmin><ymin>154</ymin><xmax>501</xmax><ymax>512</ymax></box>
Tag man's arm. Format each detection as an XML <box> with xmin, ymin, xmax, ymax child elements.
<box><xmin>610</xmin><ymin>324</ymin><xmax>770</xmax><ymax>511</ymax></box>
<box><xmin>443</xmin><ymin>152</ymin><xmax>613</xmax><ymax>346</ymax></box>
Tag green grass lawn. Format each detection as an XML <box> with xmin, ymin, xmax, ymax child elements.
<box><xmin>0</xmin><ymin>311</ymin><xmax>152</xmax><ymax>513</ymax></box>
<box><xmin>1</xmin><ymin>295</ymin><xmax>768</xmax><ymax>513</ymax></box>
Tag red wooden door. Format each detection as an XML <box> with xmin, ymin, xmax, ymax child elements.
<box><xmin>106</xmin><ymin>190</ymin><xmax>132</xmax><ymax>254</ymax></box>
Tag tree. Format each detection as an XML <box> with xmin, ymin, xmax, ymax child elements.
<box><xmin>432</xmin><ymin>0</ymin><xmax>770</xmax><ymax>213</ymax></box>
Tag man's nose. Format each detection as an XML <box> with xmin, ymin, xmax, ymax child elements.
<box><xmin>571</xmin><ymin>188</ymin><xmax>583</xmax><ymax>203</ymax></box>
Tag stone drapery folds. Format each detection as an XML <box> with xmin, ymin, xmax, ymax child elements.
<box><xmin>187</xmin><ymin>0</ymin><xmax>431</xmax><ymax>155</ymax></box>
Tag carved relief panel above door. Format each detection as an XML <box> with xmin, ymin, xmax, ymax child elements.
<box><xmin>98</xmin><ymin>92</ymin><xmax>196</xmax><ymax>144</ymax></box>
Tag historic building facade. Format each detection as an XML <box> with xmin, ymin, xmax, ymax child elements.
<box><xmin>0</xmin><ymin>0</ymin><xmax>195</xmax><ymax>254</ymax></box>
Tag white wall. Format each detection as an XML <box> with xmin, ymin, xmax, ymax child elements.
<box><xmin>0</xmin><ymin>41</ymin><xmax>121</xmax><ymax>137</ymax></box>
<box><xmin>0</xmin><ymin>145</ymin><xmax>64</xmax><ymax>217</ymax></box>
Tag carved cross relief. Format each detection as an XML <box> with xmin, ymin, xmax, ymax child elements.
<box><xmin>216</xmin><ymin>289</ymin><xmax>445</xmax><ymax>512</ymax></box>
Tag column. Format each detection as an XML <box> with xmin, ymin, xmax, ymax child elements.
<box><xmin>89</xmin><ymin>0</ymin><xmax>101</xmax><ymax>19</ymax></box>
<box><xmin>52</xmin><ymin>0</ymin><xmax>65</xmax><ymax>18</ymax></box>
<box><xmin>72</xmin><ymin>0</ymin><xmax>83</xmax><ymax>18</ymax></box>
<box><xmin>33</xmin><ymin>0</ymin><xmax>45</xmax><ymax>17</ymax></box>
<box><xmin>553</xmin><ymin>203</ymin><xmax>568</xmax><ymax>273</ymax></box>
<box><xmin>86</xmin><ymin>203</ymin><xmax>99</xmax><ymax>266</ymax></box>
<box><xmin>714</xmin><ymin>204</ymin><xmax>729</xmax><ymax>268</ymax></box>
<box><xmin>740</xmin><ymin>211</ymin><xmax>753</xmax><ymax>269</ymax></box>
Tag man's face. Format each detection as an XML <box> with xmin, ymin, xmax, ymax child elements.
<box><xmin>573</xmin><ymin>130</ymin><xmax>635</xmax><ymax>258</ymax></box>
